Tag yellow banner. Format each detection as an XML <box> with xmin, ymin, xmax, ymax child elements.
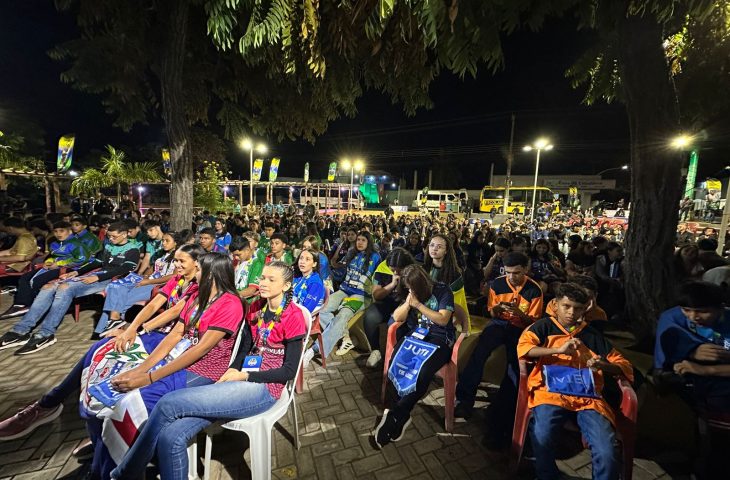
<box><xmin>253</xmin><ymin>159</ymin><xmax>264</xmax><ymax>181</ymax></box>
<box><xmin>57</xmin><ymin>135</ymin><xmax>75</xmax><ymax>173</ymax></box>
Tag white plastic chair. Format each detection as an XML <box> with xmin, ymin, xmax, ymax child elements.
<box><xmin>192</xmin><ymin>303</ymin><xmax>312</xmax><ymax>480</ymax></box>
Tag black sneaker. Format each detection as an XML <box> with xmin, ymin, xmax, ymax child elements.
<box><xmin>372</xmin><ymin>409</ymin><xmax>396</xmax><ymax>449</ymax></box>
<box><xmin>0</xmin><ymin>305</ymin><xmax>29</xmax><ymax>319</ymax></box>
<box><xmin>89</xmin><ymin>332</ymin><xmax>102</xmax><ymax>341</ymax></box>
<box><xmin>454</xmin><ymin>402</ymin><xmax>473</xmax><ymax>419</ymax></box>
<box><xmin>101</xmin><ymin>319</ymin><xmax>126</xmax><ymax>335</ymax></box>
<box><xmin>15</xmin><ymin>334</ymin><xmax>56</xmax><ymax>355</ymax></box>
<box><xmin>0</xmin><ymin>332</ymin><xmax>31</xmax><ymax>350</ymax></box>
<box><xmin>390</xmin><ymin>413</ymin><xmax>412</xmax><ymax>442</ymax></box>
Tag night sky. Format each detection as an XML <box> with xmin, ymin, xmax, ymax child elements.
<box><xmin>1</xmin><ymin>1</ymin><xmax>727</xmax><ymax>192</ymax></box>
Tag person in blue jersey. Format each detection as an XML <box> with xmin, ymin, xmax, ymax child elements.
<box><xmin>0</xmin><ymin>222</ymin><xmax>140</xmax><ymax>354</ymax></box>
<box><xmin>292</xmin><ymin>248</ymin><xmax>326</xmax><ymax>316</ymax></box>
<box><xmin>320</xmin><ymin>231</ymin><xmax>380</xmax><ymax>358</ymax></box>
<box><xmin>214</xmin><ymin>218</ymin><xmax>232</xmax><ymax>251</ymax></box>
<box><xmin>301</xmin><ymin>235</ymin><xmax>332</xmax><ymax>291</ymax></box>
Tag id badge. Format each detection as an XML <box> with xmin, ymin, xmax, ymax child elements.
<box><xmin>411</xmin><ymin>326</ymin><xmax>429</xmax><ymax>340</ymax></box>
<box><xmin>242</xmin><ymin>355</ymin><xmax>263</xmax><ymax>372</ymax></box>
<box><xmin>168</xmin><ymin>338</ymin><xmax>192</xmax><ymax>360</ymax></box>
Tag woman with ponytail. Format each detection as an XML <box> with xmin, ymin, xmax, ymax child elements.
<box><xmin>111</xmin><ymin>261</ymin><xmax>308</xmax><ymax>480</ymax></box>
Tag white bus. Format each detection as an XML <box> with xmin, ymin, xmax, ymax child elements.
<box><xmin>412</xmin><ymin>189</ymin><xmax>468</xmax><ymax>212</ymax></box>
<box><xmin>299</xmin><ymin>186</ymin><xmax>362</xmax><ymax>210</ymax></box>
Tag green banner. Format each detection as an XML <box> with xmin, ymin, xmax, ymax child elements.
<box><xmin>268</xmin><ymin>157</ymin><xmax>280</xmax><ymax>182</ymax></box>
<box><xmin>304</xmin><ymin>162</ymin><xmax>310</xmax><ymax>183</ymax></box>
<box><xmin>684</xmin><ymin>150</ymin><xmax>698</xmax><ymax>199</ymax></box>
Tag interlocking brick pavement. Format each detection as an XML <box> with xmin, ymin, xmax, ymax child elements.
<box><xmin>0</xmin><ymin>293</ymin><xmax>684</xmax><ymax>479</ymax></box>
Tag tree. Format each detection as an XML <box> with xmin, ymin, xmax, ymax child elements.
<box><xmin>194</xmin><ymin>160</ymin><xmax>229</xmax><ymax>212</ymax></box>
<box><xmin>51</xmin><ymin>1</ymin><xmax>510</xmax><ymax>230</ymax></box>
<box><xmin>70</xmin><ymin>145</ymin><xmax>162</xmax><ymax>203</ymax></box>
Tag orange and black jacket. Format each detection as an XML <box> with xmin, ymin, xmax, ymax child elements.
<box><xmin>487</xmin><ymin>275</ymin><xmax>544</xmax><ymax>328</ymax></box>
<box><xmin>517</xmin><ymin>316</ymin><xmax>634</xmax><ymax>425</ymax></box>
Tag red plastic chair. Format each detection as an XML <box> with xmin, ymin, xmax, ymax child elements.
<box><xmin>296</xmin><ymin>289</ymin><xmax>329</xmax><ymax>394</ymax></box>
<box><xmin>510</xmin><ymin>359</ymin><xmax>638</xmax><ymax>480</ymax></box>
<box><xmin>380</xmin><ymin>312</ymin><xmax>468</xmax><ymax>432</ymax></box>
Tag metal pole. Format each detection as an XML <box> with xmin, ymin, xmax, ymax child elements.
<box><xmin>530</xmin><ymin>149</ymin><xmax>541</xmax><ymax>223</ymax></box>
<box><xmin>504</xmin><ymin>113</ymin><xmax>515</xmax><ymax>214</ymax></box>
<box><xmin>238</xmin><ymin>181</ymin><xmax>243</xmax><ymax>208</ymax></box>
<box><xmin>249</xmin><ymin>149</ymin><xmax>254</xmax><ymax>205</ymax></box>
<box><xmin>717</xmin><ymin>180</ymin><xmax>730</xmax><ymax>255</ymax></box>
<box><xmin>349</xmin><ymin>168</ymin><xmax>354</xmax><ymax>212</ymax></box>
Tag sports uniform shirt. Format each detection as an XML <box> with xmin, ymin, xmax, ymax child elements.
<box><xmin>488</xmin><ymin>275</ymin><xmax>544</xmax><ymax>328</ymax></box>
<box><xmin>517</xmin><ymin>317</ymin><xmax>634</xmax><ymax>425</ymax></box>
<box><xmin>180</xmin><ymin>292</ymin><xmax>243</xmax><ymax>381</ymax></box>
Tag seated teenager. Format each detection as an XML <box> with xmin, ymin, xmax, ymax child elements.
<box><xmin>363</xmin><ymin>248</ymin><xmax>416</xmax><ymax>368</ymax></box>
<box><xmin>654</xmin><ymin>281</ymin><xmax>730</xmax><ymax>413</ymax></box>
<box><xmin>84</xmin><ymin>252</ymin><xmax>242</xmax><ymax>478</ymax></box>
<box><xmin>373</xmin><ymin>264</ymin><xmax>455</xmax><ymax>449</ymax></box>
<box><xmin>545</xmin><ymin>275</ymin><xmax>607</xmax><ymax>322</ymax></box>
<box><xmin>517</xmin><ymin>283</ymin><xmax>633</xmax><ymax>480</ymax></box>
<box><xmin>455</xmin><ymin>252</ymin><xmax>543</xmax><ymax>449</ymax></box>
<box><xmin>321</xmin><ymin>230</ymin><xmax>380</xmax><ymax>357</ymax></box>
<box><xmin>1</xmin><ymin>221</ymin><xmax>89</xmax><ymax>319</ymax></box>
<box><xmin>95</xmin><ymin>231</ymin><xmax>182</xmax><ymax>335</ymax></box>
<box><xmin>70</xmin><ymin>214</ymin><xmax>103</xmax><ymax>256</ymax></box>
<box><xmin>0</xmin><ymin>221</ymin><xmax>140</xmax><ymax>354</ymax></box>
<box><xmin>0</xmin><ymin>244</ymin><xmax>204</xmax><ymax>442</ymax></box>
<box><xmin>109</xmin><ymin>261</ymin><xmax>307</xmax><ymax>480</ymax></box>
<box><xmin>424</xmin><ymin>233</ymin><xmax>471</xmax><ymax>331</ymax></box>
<box><xmin>244</xmin><ymin>233</ymin><xmax>295</xmax><ymax>299</ymax></box>
<box><xmin>213</xmin><ymin>217</ymin><xmax>232</xmax><ymax>251</ymax></box>
<box><xmin>292</xmin><ymin>248</ymin><xmax>327</xmax><ymax>315</ymax></box>
<box><xmin>198</xmin><ymin>227</ymin><xmax>225</xmax><ymax>253</ymax></box>
<box><xmin>0</xmin><ymin>217</ymin><xmax>38</xmax><ymax>275</ymax></box>
<box><xmin>301</xmin><ymin>234</ymin><xmax>332</xmax><ymax>291</ymax></box>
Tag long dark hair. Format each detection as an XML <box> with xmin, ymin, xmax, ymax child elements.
<box><xmin>294</xmin><ymin>248</ymin><xmax>321</xmax><ymax>277</ymax></box>
<box><xmin>191</xmin><ymin>252</ymin><xmax>237</xmax><ymax>326</ymax></box>
<box><xmin>177</xmin><ymin>243</ymin><xmax>206</xmax><ymax>263</ymax></box>
<box><xmin>398</xmin><ymin>264</ymin><xmax>434</xmax><ymax>303</ymax></box>
<box><xmin>346</xmin><ymin>230</ymin><xmax>375</xmax><ymax>270</ymax></box>
<box><xmin>423</xmin><ymin>233</ymin><xmax>461</xmax><ymax>286</ymax></box>
<box><xmin>385</xmin><ymin>247</ymin><xmax>415</xmax><ymax>271</ymax></box>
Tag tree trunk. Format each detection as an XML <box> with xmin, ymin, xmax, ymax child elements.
<box><xmin>615</xmin><ymin>9</ymin><xmax>682</xmax><ymax>336</ymax></box>
<box><xmin>159</xmin><ymin>0</ymin><xmax>192</xmax><ymax>231</ymax></box>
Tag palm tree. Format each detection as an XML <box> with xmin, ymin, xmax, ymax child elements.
<box><xmin>71</xmin><ymin>145</ymin><xmax>162</xmax><ymax>205</ymax></box>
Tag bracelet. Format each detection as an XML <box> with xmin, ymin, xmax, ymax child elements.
<box><xmin>148</xmin><ymin>371</ymin><xmax>154</xmax><ymax>384</ymax></box>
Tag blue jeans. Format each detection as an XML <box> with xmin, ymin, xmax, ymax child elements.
<box><xmin>318</xmin><ymin>289</ymin><xmax>364</xmax><ymax>357</ymax></box>
<box><xmin>530</xmin><ymin>404</ymin><xmax>618</xmax><ymax>480</ymax></box>
<box><xmin>12</xmin><ymin>279</ymin><xmax>111</xmax><ymax>337</ymax></box>
<box><xmin>97</xmin><ymin>283</ymin><xmax>154</xmax><ymax>333</ymax></box>
<box><xmin>112</xmin><ymin>380</ymin><xmax>275</xmax><ymax>480</ymax></box>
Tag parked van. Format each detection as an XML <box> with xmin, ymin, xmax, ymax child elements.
<box><xmin>412</xmin><ymin>189</ymin><xmax>468</xmax><ymax>212</ymax></box>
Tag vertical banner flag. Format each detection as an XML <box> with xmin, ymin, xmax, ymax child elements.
<box><xmin>327</xmin><ymin>162</ymin><xmax>337</xmax><ymax>182</ymax></box>
<box><xmin>57</xmin><ymin>134</ymin><xmax>75</xmax><ymax>173</ymax></box>
<box><xmin>684</xmin><ymin>150</ymin><xmax>699</xmax><ymax>199</ymax></box>
<box><xmin>304</xmin><ymin>162</ymin><xmax>310</xmax><ymax>183</ymax></box>
<box><xmin>269</xmin><ymin>157</ymin><xmax>280</xmax><ymax>182</ymax></box>
<box><xmin>252</xmin><ymin>159</ymin><xmax>264</xmax><ymax>181</ymax></box>
<box><xmin>161</xmin><ymin>148</ymin><xmax>171</xmax><ymax>176</ymax></box>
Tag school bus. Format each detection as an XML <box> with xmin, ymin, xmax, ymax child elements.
<box><xmin>479</xmin><ymin>186</ymin><xmax>557</xmax><ymax>214</ymax></box>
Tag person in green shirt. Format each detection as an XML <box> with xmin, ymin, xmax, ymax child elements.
<box><xmin>242</xmin><ymin>233</ymin><xmax>293</xmax><ymax>302</ymax></box>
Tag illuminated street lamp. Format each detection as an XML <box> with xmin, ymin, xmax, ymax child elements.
<box><xmin>523</xmin><ymin>138</ymin><xmax>553</xmax><ymax>223</ymax></box>
<box><xmin>597</xmin><ymin>164</ymin><xmax>629</xmax><ymax>176</ymax></box>
<box><xmin>239</xmin><ymin>138</ymin><xmax>267</xmax><ymax>205</ymax></box>
<box><xmin>341</xmin><ymin>158</ymin><xmax>364</xmax><ymax>211</ymax></box>
<box><xmin>137</xmin><ymin>186</ymin><xmax>145</xmax><ymax>212</ymax></box>
<box><xmin>671</xmin><ymin>134</ymin><xmax>693</xmax><ymax>150</ymax></box>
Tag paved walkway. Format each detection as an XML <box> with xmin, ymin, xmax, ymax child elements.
<box><xmin>0</xmin><ymin>293</ymin><xmax>684</xmax><ymax>479</ymax></box>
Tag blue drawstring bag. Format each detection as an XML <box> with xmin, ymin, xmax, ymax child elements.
<box><xmin>543</xmin><ymin>364</ymin><xmax>600</xmax><ymax>399</ymax></box>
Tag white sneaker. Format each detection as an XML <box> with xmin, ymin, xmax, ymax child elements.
<box><xmin>302</xmin><ymin>347</ymin><xmax>315</xmax><ymax>368</ymax></box>
<box><xmin>366</xmin><ymin>350</ymin><xmax>382</xmax><ymax>368</ymax></box>
<box><xmin>335</xmin><ymin>336</ymin><xmax>355</xmax><ymax>356</ymax></box>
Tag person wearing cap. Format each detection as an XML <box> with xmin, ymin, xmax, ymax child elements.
<box><xmin>70</xmin><ymin>215</ymin><xmax>102</xmax><ymax>256</ymax></box>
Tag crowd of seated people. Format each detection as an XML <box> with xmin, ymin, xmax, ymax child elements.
<box><xmin>0</xmin><ymin>205</ymin><xmax>727</xmax><ymax>479</ymax></box>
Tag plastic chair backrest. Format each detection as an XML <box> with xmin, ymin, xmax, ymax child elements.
<box><xmin>283</xmin><ymin>303</ymin><xmax>312</xmax><ymax>397</ymax></box>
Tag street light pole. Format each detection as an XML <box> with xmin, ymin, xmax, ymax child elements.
<box><xmin>524</xmin><ymin>138</ymin><xmax>553</xmax><ymax>224</ymax></box>
<box><xmin>596</xmin><ymin>165</ymin><xmax>629</xmax><ymax>176</ymax></box>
